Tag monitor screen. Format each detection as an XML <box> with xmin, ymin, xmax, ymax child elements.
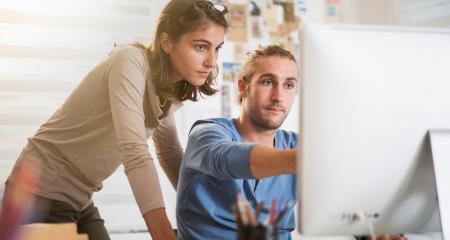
<box><xmin>297</xmin><ymin>24</ymin><xmax>450</xmax><ymax>236</ymax></box>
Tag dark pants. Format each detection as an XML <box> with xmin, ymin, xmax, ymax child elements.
<box><xmin>3</xmin><ymin>182</ymin><xmax>111</xmax><ymax>240</ymax></box>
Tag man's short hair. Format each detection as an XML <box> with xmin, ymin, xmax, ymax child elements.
<box><xmin>237</xmin><ymin>44</ymin><xmax>297</xmax><ymax>102</ymax></box>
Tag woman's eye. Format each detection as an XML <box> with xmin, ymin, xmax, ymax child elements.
<box><xmin>215</xmin><ymin>46</ymin><xmax>222</xmax><ymax>53</ymax></box>
<box><xmin>195</xmin><ymin>45</ymin><xmax>207</xmax><ymax>51</ymax></box>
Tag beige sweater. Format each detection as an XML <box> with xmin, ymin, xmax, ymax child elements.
<box><xmin>8</xmin><ymin>45</ymin><xmax>183</xmax><ymax>215</ymax></box>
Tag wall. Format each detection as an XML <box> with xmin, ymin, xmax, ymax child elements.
<box><xmin>339</xmin><ymin>0</ymin><xmax>450</xmax><ymax>27</ymax></box>
<box><xmin>0</xmin><ymin>0</ymin><xmax>171</xmax><ymax>235</ymax></box>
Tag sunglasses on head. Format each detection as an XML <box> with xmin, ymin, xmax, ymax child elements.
<box><xmin>198</xmin><ymin>0</ymin><xmax>228</xmax><ymax>14</ymax></box>
<box><xmin>172</xmin><ymin>0</ymin><xmax>228</xmax><ymax>20</ymax></box>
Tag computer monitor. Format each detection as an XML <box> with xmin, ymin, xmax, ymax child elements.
<box><xmin>297</xmin><ymin>24</ymin><xmax>450</xmax><ymax>237</ymax></box>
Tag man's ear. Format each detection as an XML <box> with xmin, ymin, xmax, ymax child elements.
<box><xmin>237</xmin><ymin>78</ymin><xmax>248</xmax><ymax>99</ymax></box>
<box><xmin>160</xmin><ymin>33</ymin><xmax>173</xmax><ymax>54</ymax></box>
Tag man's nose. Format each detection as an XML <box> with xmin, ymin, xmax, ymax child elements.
<box><xmin>271</xmin><ymin>84</ymin><xmax>284</xmax><ymax>103</ymax></box>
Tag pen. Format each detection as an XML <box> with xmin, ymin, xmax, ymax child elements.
<box><xmin>255</xmin><ymin>202</ymin><xmax>263</xmax><ymax>222</ymax></box>
<box><xmin>237</xmin><ymin>194</ymin><xmax>249</xmax><ymax>225</ymax></box>
<box><xmin>245</xmin><ymin>202</ymin><xmax>257</xmax><ymax>226</ymax></box>
<box><xmin>231</xmin><ymin>204</ymin><xmax>243</xmax><ymax>226</ymax></box>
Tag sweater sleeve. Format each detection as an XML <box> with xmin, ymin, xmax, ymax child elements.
<box><xmin>152</xmin><ymin>113</ymin><xmax>183</xmax><ymax>190</ymax></box>
<box><xmin>107</xmin><ymin>47</ymin><xmax>165</xmax><ymax>215</ymax></box>
<box><xmin>184</xmin><ymin>122</ymin><xmax>256</xmax><ymax>180</ymax></box>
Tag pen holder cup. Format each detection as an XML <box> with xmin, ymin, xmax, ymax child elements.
<box><xmin>236</xmin><ymin>224</ymin><xmax>279</xmax><ymax>240</ymax></box>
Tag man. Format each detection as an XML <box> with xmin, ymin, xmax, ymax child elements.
<box><xmin>176</xmin><ymin>45</ymin><xmax>298</xmax><ymax>240</ymax></box>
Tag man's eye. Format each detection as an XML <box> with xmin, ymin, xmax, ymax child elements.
<box><xmin>285</xmin><ymin>83</ymin><xmax>296</xmax><ymax>89</ymax></box>
<box><xmin>262</xmin><ymin>79</ymin><xmax>272</xmax><ymax>85</ymax></box>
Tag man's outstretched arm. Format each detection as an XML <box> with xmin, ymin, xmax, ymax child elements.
<box><xmin>185</xmin><ymin>121</ymin><xmax>297</xmax><ymax>180</ymax></box>
<box><xmin>249</xmin><ymin>145</ymin><xmax>296</xmax><ymax>179</ymax></box>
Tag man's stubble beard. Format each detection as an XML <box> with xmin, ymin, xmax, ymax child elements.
<box><xmin>247</xmin><ymin>100</ymin><xmax>288</xmax><ymax>130</ymax></box>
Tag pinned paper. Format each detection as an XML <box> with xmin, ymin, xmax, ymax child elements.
<box><xmin>227</xmin><ymin>3</ymin><xmax>248</xmax><ymax>42</ymax></box>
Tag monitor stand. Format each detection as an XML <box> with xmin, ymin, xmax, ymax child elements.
<box><xmin>429</xmin><ymin>130</ymin><xmax>450</xmax><ymax>240</ymax></box>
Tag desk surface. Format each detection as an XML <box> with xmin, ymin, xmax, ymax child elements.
<box><xmin>18</xmin><ymin>223</ymin><xmax>88</xmax><ymax>240</ymax></box>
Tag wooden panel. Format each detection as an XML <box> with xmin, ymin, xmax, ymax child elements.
<box><xmin>0</xmin><ymin>9</ymin><xmax>154</xmax><ymax>33</ymax></box>
<box><xmin>17</xmin><ymin>223</ymin><xmax>88</xmax><ymax>240</ymax></box>
<box><xmin>0</xmin><ymin>23</ymin><xmax>149</xmax><ymax>49</ymax></box>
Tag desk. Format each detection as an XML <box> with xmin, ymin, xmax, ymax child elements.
<box><xmin>17</xmin><ymin>223</ymin><xmax>88</xmax><ymax>240</ymax></box>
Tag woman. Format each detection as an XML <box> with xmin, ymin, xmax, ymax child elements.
<box><xmin>2</xmin><ymin>0</ymin><xmax>228</xmax><ymax>239</ymax></box>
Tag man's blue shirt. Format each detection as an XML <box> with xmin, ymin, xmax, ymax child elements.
<box><xmin>176</xmin><ymin>118</ymin><xmax>297</xmax><ymax>240</ymax></box>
